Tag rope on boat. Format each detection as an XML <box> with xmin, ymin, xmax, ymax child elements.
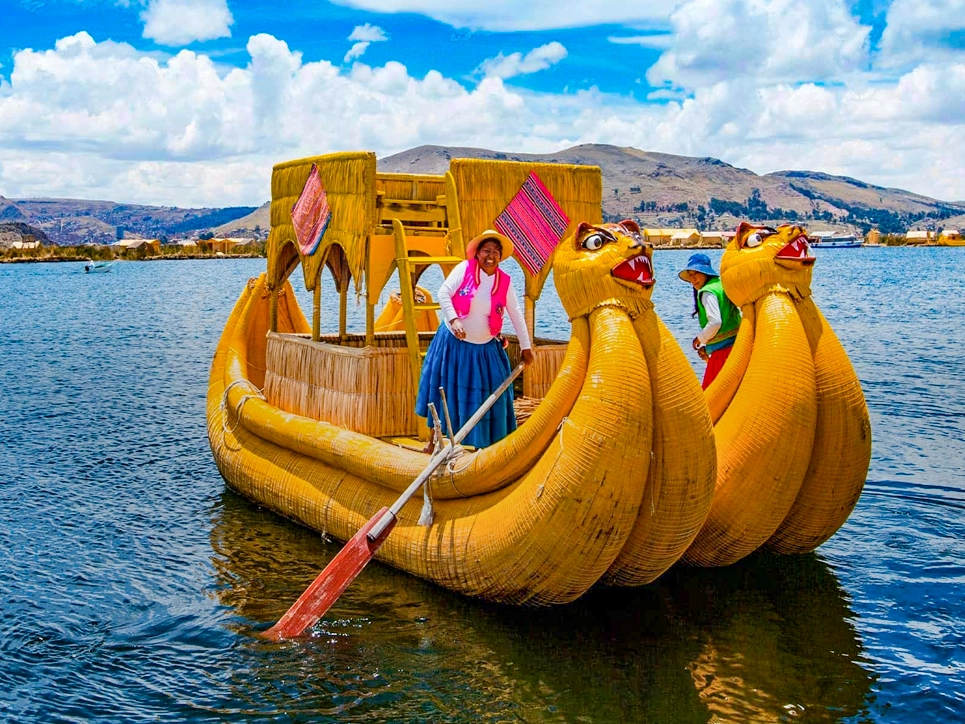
<box><xmin>221</xmin><ymin>379</ymin><xmax>265</xmax><ymax>449</ymax></box>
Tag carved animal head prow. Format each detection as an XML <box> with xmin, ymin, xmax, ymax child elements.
<box><xmin>720</xmin><ymin>222</ymin><xmax>815</xmax><ymax>307</ymax></box>
<box><xmin>553</xmin><ymin>220</ymin><xmax>655</xmax><ymax>320</ymax></box>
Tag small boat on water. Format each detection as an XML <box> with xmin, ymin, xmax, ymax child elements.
<box><xmin>84</xmin><ymin>261</ymin><xmax>113</xmax><ymax>273</ymax></box>
<box><xmin>809</xmin><ymin>231</ymin><xmax>864</xmax><ymax>248</ymax></box>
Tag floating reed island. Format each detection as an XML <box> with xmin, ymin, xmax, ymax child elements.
<box><xmin>207</xmin><ymin>152</ymin><xmax>870</xmax><ymax>607</ymax></box>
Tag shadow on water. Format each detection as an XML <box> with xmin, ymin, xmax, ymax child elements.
<box><xmin>210</xmin><ymin>490</ymin><xmax>875</xmax><ymax>722</ymax></box>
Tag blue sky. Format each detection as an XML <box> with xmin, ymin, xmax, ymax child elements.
<box><xmin>1</xmin><ymin>0</ymin><xmax>964</xmax><ymax>206</ymax></box>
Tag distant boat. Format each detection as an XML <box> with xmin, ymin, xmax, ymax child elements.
<box><xmin>809</xmin><ymin>232</ymin><xmax>864</xmax><ymax>249</ymax></box>
<box><xmin>84</xmin><ymin>261</ymin><xmax>113</xmax><ymax>273</ymax></box>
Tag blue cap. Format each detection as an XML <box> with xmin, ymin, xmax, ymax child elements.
<box><xmin>678</xmin><ymin>252</ymin><xmax>719</xmax><ymax>282</ymax></box>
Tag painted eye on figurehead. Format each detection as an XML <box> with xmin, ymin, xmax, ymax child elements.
<box><xmin>745</xmin><ymin>232</ymin><xmax>764</xmax><ymax>248</ymax></box>
<box><xmin>581</xmin><ymin>233</ymin><xmax>608</xmax><ymax>251</ymax></box>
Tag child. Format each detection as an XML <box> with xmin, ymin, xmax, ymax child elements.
<box><xmin>678</xmin><ymin>253</ymin><xmax>741</xmax><ymax>389</ymax></box>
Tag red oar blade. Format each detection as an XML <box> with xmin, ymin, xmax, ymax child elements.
<box><xmin>263</xmin><ymin>507</ymin><xmax>396</xmax><ymax>641</ymax></box>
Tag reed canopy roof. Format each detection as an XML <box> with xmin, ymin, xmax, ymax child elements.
<box><xmin>265</xmin><ymin>151</ymin><xmax>603</xmax><ymax>302</ymax></box>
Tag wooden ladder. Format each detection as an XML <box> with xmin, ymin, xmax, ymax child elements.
<box><xmin>391</xmin><ymin>219</ymin><xmax>462</xmax><ymax>436</ymax></box>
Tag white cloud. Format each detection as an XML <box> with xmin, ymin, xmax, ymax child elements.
<box><xmin>478</xmin><ymin>42</ymin><xmax>567</xmax><ymax>79</ymax></box>
<box><xmin>879</xmin><ymin>0</ymin><xmax>965</xmax><ymax>67</ymax></box>
<box><xmin>141</xmin><ymin>0</ymin><xmax>234</xmax><ymax>47</ymax></box>
<box><xmin>348</xmin><ymin>23</ymin><xmax>389</xmax><ymax>43</ymax></box>
<box><xmin>2</xmin><ymin>27</ymin><xmax>965</xmax><ymax>206</ymax></box>
<box><xmin>647</xmin><ymin>0</ymin><xmax>870</xmax><ymax>89</ymax></box>
<box><xmin>343</xmin><ymin>23</ymin><xmax>389</xmax><ymax>63</ymax></box>
<box><xmin>327</xmin><ymin>0</ymin><xmax>678</xmax><ymax>31</ymax></box>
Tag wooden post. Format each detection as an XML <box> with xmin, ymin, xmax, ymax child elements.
<box><xmin>339</xmin><ymin>284</ymin><xmax>348</xmax><ymax>341</ymax></box>
<box><xmin>269</xmin><ymin>288</ymin><xmax>278</xmax><ymax>333</ymax></box>
<box><xmin>312</xmin><ymin>280</ymin><xmax>321</xmax><ymax>342</ymax></box>
<box><xmin>365</xmin><ymin>299</ymin><xmax>375</xmax><ymax>346</ymax></box>
<box><xmin>523</xmin><ymin>295</ymin><xmax>536</xmax><ymax>398</ymax></box>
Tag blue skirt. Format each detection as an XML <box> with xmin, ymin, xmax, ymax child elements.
<box><xmin>415</xmin><ymin>327</ymin><xmax>516</xmax><ymax>449</ymax></box>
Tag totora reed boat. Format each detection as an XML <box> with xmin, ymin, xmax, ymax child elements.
<box><xmin>207</xmin><ymin>152</ymin><xmax>869</xmax><ymax>608</ymax></box>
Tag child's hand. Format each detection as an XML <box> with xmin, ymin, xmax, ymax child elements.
<box><xmin>698</xmin><ymin>347</ymin><xmax>709</xmax><ymax>362</ymax></box>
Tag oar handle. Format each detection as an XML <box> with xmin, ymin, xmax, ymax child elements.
<box><xmin>368</xmin><ymin>363</ymin><xmax>524</xmax><ymax>540</ymax></box>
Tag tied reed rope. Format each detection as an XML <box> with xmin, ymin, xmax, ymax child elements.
<box><xmin>221</xmin><ymin>379</ymin><xmax>265</xmax><ymax>450</ymax></box>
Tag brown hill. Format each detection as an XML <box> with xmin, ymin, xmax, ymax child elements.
<box><xmin>378</xmin><ymin>144</ymin><xmax>965</xmax><ymax>234</ymax></box>
<box><xmin>8</xmin><ymin>144</ymin><xmax>963</xmax><ymax>241</ymax></box>
<box><xmin>5</xmin><ymin>198</ymin><xmax>258</xmax><ymax>245</ymax></box>
<box><xmin>214</xmin><ymin>201</ymin><xmax>270</xmax><ymax>238</ymax></box>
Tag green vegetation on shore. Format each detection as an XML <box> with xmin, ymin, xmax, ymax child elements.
<box><xmin>0</xmin><ymin>241</ymin><xmax>267</xmax><ymax>263</ymax></box>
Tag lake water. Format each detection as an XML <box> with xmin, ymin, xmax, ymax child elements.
<box><xmin>1</xmin><ymin>248</ymin><xmax>963</xmax><ymax>722</ymax></box>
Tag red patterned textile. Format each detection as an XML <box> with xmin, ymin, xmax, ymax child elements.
<box><xmin>494</xmin><ymin>172</ymin><xmax>569</xmax><ymax>275</ymax></box>
<box><xmin>290</xmin><ymin>163</ymin><xmax>331</xmax><ymax>257</ymax></box>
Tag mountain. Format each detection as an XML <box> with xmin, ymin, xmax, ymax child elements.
<box><xmin>378</xmin><ymin>144</ymin><xmax>965</xmax><ymax>234</ymax></box>
<box><xmin>2</xmin><ymin>197</ymin><xmax>258</xmax><ymax>246</ymax></box>
<box><xmin>8</xmin><ymin>144</ymin><xmax>964</xmax><ymax>243</ymax></box>
<box><xmin>214</xmin><ymin>201</ymin><xmax>270</xmax><ymax>238</ymax></box>
<box><xmin>0</xmin><ymin>196</ymin><xmax>30</xmax><ymax>222</ymax></box>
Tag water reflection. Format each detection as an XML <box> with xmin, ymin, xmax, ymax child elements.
<box><xmin>211</xmin><ymin>490</ymin><xmax>874</xmax><ymax>721</ymax></box>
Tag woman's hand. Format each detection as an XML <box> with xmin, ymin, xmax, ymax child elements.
<box><xmin>449</xmin><ymin>319</ymin><xmax>467</xmax><ymax>340</ymax></box>
<box><xmin>692</xmin><ymin>336</ymin><xmax>701</xmax><ymax>350</ymax></box>
<box><xmin>521</xmin><ymin>349</ymin><xmax>535</xmax><ymax>367</ymax></box>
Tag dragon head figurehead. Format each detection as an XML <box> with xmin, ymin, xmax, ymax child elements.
<box><xmin>720</xmin><ymin>222</ymin><xmax>815</xmax><ymax>307</ymax></box>
<box><xmin>553</xmin><ymin>220</ymin><xmax>655</xmax><ymax>320</ymax></box>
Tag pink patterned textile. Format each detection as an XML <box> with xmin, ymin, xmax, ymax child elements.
<box><xmin>290</xmin><ymin>163</ymin><xmax>331</xmax><ymax>257</ymax></box>
<box><xmin>494</xmin><ymin>172</ymin><xmax>569</xmax><ymax>275</ymax></box>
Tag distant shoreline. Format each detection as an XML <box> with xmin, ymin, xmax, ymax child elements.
<box><xmin>0</xmin><ymin>253</ymin><xmax>264</xmax><ymax>264</ymax></box>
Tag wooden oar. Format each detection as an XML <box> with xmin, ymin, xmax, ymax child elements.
<box><xmin>263</xmin><ymin>363</ymin><xmax>525</xmax><ymax>640</ymax></box>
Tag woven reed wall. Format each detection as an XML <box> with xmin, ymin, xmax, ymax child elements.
<box><xmin>263</xmin><ymin>332</ymin><xmax>431</xmax><ymax>437</ymax></box>
<box><xmin>449</xmin><ymin>159</ymin><xmax>603</xmax><ymax>300</ymax></box>
<box><xmin>502</xmin><ymin>335</ymin><xmax>569</xmax><ymax>399</ymax></box>
<box><xmin>267</xmin><ymin>152</ymin><xmax>377</xmax><ymax>292</ymax></box>
<box><xmin>376</xmin><ymin>173</ymin><xmax>446</xmax><ymax>202</ymax></box>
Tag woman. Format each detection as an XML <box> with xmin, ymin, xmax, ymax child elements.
<box><xmin>416</xmin><ymin>230</ymin><xmax>534</xmax><ymax>452</ymax></box>
<box><xmin>678</xmin><ymin>252</ymin><xmax>741</xmax><ymax>389</ymax></box>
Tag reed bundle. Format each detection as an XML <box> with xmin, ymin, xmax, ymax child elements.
<box><xmin>375</xmin><ymin>173</ymin><xmax>446</xmax><ymax>203</ymax></box>
<box><xmin>267</xmin><ymin>152</ymin><xmax>377</xmax><ymax>292</ymax></box>
<box><xmin>449</xmin><ymin>159</ymin><xmax>603</xmax><ymax>299</ymax></box>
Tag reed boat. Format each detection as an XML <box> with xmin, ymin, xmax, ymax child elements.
<box><xmin>691</xmin><ymin>223</ymin><xmax>872</xmax><ymax>566</ymax></box>
<box><xmin>208</xmin><ymin>152</ymin><xmax>717</xmax><ymax>606</ymax></box>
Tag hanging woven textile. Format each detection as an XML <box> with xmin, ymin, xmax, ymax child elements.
<box><xmin>494</xmin><ymin>171</ymin><xmax>569</xmax><ymax>275</ymax></box>
<box><xmin>290</xmin><ymin>163</ymin><xmax>332</xmax><ymax>257</ymax></box>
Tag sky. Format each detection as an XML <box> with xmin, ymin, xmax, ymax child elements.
<box><xmin>0</xmin><ymin>0</ymin><xmax>964</xmax><ymax>208</ymax></box>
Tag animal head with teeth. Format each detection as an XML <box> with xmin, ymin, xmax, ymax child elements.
<box><xmin>553</xmin><ymin>220</ymin><xmax>655</xmax><ymax>320</ymax></box>
<box><xmin>720</xmin><ymin>222</ymin><xmax>815</xmax><ymax>307</ymax></box>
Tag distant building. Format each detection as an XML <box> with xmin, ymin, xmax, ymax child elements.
<box><xmin>643</xmin><ymin>228</ymin><xmax>700</xmax><ymax>247</ymax></box>
<box><xmin>114</xmin><ymin>238</ymin><xmax>161</xmax><ymax>256</ymax></box>
<box><xmin>10</xmin><ymin>238</ymin><xmax>42</xmax><ymax>250</ymax></box>
<box><xmin>904</xmin><ymin>230</ymin><xmax>933</xmax><ymax>245</ymax></box>
<box><xmin>699</xmin><ymin>231</ymin><xmax>736</xmax><ymax>248</ymax></box>
<box><xmin>197</xmin><ymin>237</ymin><xmax>252</xmax><ymax>254</ymax></box>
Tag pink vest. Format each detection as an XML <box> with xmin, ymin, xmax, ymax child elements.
<box><xmin>451</xmin><ymin>259</ymin><xmax>511</xmax><ymax>337</ymax></box>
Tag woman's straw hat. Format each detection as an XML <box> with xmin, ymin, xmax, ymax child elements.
<box><xmin>466</xmin><ymin>230</ymin><xmax>514</xmax><ymax>261</ymax></box>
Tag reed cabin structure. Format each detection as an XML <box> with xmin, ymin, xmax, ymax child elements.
<box><xmin>260</xmin><ymin>152</ymin><xmax>602</xmax><ymax>441</ymax></box>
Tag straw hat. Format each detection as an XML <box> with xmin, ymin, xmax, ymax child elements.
<box><xmin>466</xmin><ymin>230</ymin><xmax>514</xmax><ymax>261</ymax></box>
<box><xmin>677</xmin><ymin>252</ymin><xmax>719</xmax><ymax>282</ymax></box>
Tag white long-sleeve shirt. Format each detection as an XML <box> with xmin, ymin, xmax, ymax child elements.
<box><xmin>438</xmin><ymin>260</ymin><xmax>532</xmax><ymax>350</ymax></box>
<box><xmin>697</xmin><ymin>289</ymin><xmax>721</xmax><ymax>345</ymax></box>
